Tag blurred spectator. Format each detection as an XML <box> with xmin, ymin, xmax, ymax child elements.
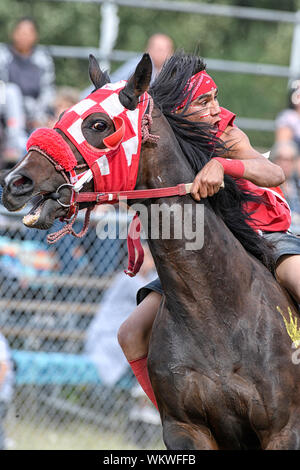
<box><xmin>81</xmin><ymin>33</ymin><xmax>174</xmax><ymax>98</ymax></box>
<box><xmin>275</xmin><ymin>79</ymin><xmax>300</xmax><ymax>154</ymax></box>
<box><xmin>84</xmin><ymin>244</ymin><xmax>156</xmax><ymax>386</ymax></box>
<box><xmin>0</xmin><ymin>17</ymin><xmax>55</xmax><ymax>166</ymax></box>
<box><xmin>84</xmin><ymin>244</ymin><xmax>159</xmax><ymax>429</ymax></box>
<box><xmin>0</xmin><ymin>82</ymin><xmax>27</xmax><ymax>168</ymax></box>
<box><xmin>46</xmin><ymin>86</ymin><xmax>80</xmax><ymax>128</ymax></box>
<box><xmin>110</xmin><ymin>33</ymin><xmax>174</xmax><ymax>84</ymax></box>
<box><xmin>271</xmin><ymin>141</ymin><xmax>300</xmax><ymax>233</ymax></box>
<box><xmin>0</xmin><ymin>331</ymin><xmax>14</xmax><ymax>450</ymax></box>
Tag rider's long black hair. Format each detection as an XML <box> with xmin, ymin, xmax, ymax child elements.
<box><xmin>149</xmin><ymin>52</ymin><xmax>275</xmax><ymax>271</ymax></box>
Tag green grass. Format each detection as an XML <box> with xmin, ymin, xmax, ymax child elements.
<box><xmin>5</xmin><ymin>418</ymin><xmax>164</xmax><ymax>450</ymax></box>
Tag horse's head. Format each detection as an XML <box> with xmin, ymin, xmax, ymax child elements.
<box><xmin>0</xmin><ymin>54</ymin><xmax>153</xmax><ymax>230</ymax></box>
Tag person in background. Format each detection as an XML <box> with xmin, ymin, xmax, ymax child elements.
<box><xmin>271</xmin><ymin>141</ymin><xmax>300</xmax><ymax>233</ymax></box>
<box><xmin>275</xmin><ymin>80</ymin><xmax>300</xmax><ymax>155</ymax></box>
<box><xmin>0</xmin><ymin>82</ymin><xmax>28</xmax><ymax>169</ymax></box>
<box><xmin>81</xmin><ymin>33</ymin><xmax>174</xmax><ymax>99</ymax></box>
<box><xmin>0</xmin><ymin>17</ymin><xmax>55</xmax><ymax>166</ymax></box>
<box><xmin>46</xmin><ymin>86</ymin><xmax>80</xmax><ymax>128</ymax></box>
<box><xmin>110</xmin><ymin>33</ymin><xmax>174</xmax><ymax>84</ymax></box>
<box><xmin>84</xmin><ymin>243</ymin><xmax>156</xmax><ymax>388</ymax></box>
<box><xmin>0</xmin><ymin>331</ymin><xmax>14</xmax><ymax>450</ymax></box>
<box><xmin>84</xmin><ymin>242</ymin><xmax>159</xmax><ymax>426</ymax></box>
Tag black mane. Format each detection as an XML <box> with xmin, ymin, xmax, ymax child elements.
<box><xmin>149</xmin><ymin>52</ymin><xmax>275</xmax><ymax>271</ymax></box>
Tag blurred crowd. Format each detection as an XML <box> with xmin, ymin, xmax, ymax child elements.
<box><xmin>0</xmin><ymin>17</ymin><xmax>174</xmax><ymax>171</ymax></box>
<box><xmin>273</xmin><ymin>79</ymin><xmax>300</xmax><ymax>233</ymax></box>
<box><xmin>0</xmin><ymin>17</ymin><xmax>55</xmax><ymax>168</ymax></box>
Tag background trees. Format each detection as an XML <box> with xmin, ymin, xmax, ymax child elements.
<box><xmin>0</xmin><ymin>0</ymin><xmax>299</xmax><ymax>147</ymax></box>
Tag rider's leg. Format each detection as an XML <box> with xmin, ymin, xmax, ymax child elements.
<box><xmin>118</xmin><ymin>291</ymin><xmax>162</xmax><ymax>409</ymax></box>
<box><xmin>275</xmin><ymin>254</ymin><xmax>300</xmax><ymax>303</ymax></box>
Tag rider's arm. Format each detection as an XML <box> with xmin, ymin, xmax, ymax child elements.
<box><xmin>191</xmin><ymin>127</ymin><xmax>285</xmax><ymax>201</ymax></box>
<box><xmin>221</xmin><ymin>127</ymin><xmax>285</xmax><ymax>186</ymax></box>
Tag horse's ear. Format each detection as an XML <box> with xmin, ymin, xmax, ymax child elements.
<box><xmin>88</xmin><ymin>54</ymin><xmax>110</xmax><ymax>89</ymax></box>
<box><xmin>119</xmin><ymin>53</ymin><xmax>152</xmax><ymax>110</ymax></box>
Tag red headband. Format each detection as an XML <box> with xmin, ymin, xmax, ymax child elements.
<box><xmin>177</xmin><ymin>70</ymin><xmax>217</xmax><ymax>110</ymax></box>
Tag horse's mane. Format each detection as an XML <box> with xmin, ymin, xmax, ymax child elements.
<box><xmin>149</xmin><ymin>52</ymin><xmax>275</xmax><ymax>271</ymax></box>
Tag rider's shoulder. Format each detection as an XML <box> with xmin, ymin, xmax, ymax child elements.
<box><xmin>223</xmin><ymin>125</ymin><xmax>248</xmax><ymax>144</ymax></box>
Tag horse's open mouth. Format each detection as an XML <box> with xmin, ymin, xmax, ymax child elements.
<box><xmin>22</xmin><ymin>195</ymin><xmax>65</xmax><ymax>230</ymax></box>
<box><xmin>2</xmin><ymin>176</ymin><xmax>71</xmax><ymax>230</ymax></box>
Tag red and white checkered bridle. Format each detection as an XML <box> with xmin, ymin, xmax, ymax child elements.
<box><xmin>25</xmin><ymin>83</ymin><xmax>192</xmax><ymax>275</ymax></box>
<box><xmin>27</xmin><ymin>81</ymin><xmax>152</xmax><ymax>217</ymax></box>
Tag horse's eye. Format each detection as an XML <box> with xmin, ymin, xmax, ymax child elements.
<box><xmin>92</xmin><ymin>121</ymin><xmax>107</xmax><ymax>131</ymax></box>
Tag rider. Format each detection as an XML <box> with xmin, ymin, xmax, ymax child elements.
<box><xmin>118</xmin><ymin>56</ymin><xmax>300</xmax><ymax>410</ymax></box>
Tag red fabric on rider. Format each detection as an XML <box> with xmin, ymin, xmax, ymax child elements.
<box><xmin>129</xmin><ymin>356</ymin><xmax>158</xmax><ymax>410</ymax></box>
<box><xmin>239</xmin><ymin>180</ymin><xmax>291</xmax><ymax>232</ymax></box>
<box><xmin>214</xmin><ymin>106</ymin><xmax>291</xmax><ymax>232</ymax></box>
<box><xmin>215</xmin><ymin>107</ymin><xmax>237</xmax><ymax>137</ymax></box>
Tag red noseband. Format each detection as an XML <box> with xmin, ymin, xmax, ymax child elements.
<box><xmin>26</xmin><ymin>128</ymin><xmax>77</xmax><ymax>172</ymax></box>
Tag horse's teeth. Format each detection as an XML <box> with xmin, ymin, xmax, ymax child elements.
<box><xmin>23</xmin><ymin>213</ymin><xmax>39</xmax><ymax>226</ymax></box>
<box><xmin>22</xmin><ymin>203</ymin><xmax>43</xmax><ymax>227</ymax></box>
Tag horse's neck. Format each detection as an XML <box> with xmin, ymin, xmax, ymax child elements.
<box><xmin>136</xmin><ymin>116</ymin><xmax>251</xmax><ymax>308</ymax></box>
<box><xmin>146</xmin><ymin>199</ymin><xmax>248</xmax><ymax>302</ymax></box>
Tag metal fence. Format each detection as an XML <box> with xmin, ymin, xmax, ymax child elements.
<box><xmin>2</xmin><ymin>0</ymin><xmax>297</xmax><ymax>134</ymax></box>
<box><xmin>40</xmin><ymin>0</ymin><xmax>300</xmax><ymax>133</ymax></box>
<box><xmin>0</xmin><ymin>202</ymin><xmax>163</xmax><ymax>450</ymax></box>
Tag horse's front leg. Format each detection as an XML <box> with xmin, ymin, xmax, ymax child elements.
<box><xmin>263</xmin><ymin>414</ymin><xmax>300</xmax><ymax>450</ymax></box>
<box><xmin>148</xmin><ymin>302</ymin><xmax>218</xmax><ymax>450</ymax></box>
<box><xmin>162</xmin><ymin>417</ymin><xmax>218</xmax><ymax>450</ymax></box>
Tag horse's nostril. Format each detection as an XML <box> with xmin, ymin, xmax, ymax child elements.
<box><xmin>8</xmin><ymin>174</ymin><xmax>34</xmax><ymax>195</ymax></box>
<box><xmin>0</xmin><ymin>171</ymin><xmax>8</xmax><ymax>187</ymax></box>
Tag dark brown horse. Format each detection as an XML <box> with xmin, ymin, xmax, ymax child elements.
<box><xmin>1</xmin><ymin>54</ymin><xmax>300</xmax><ymax>450</ymax></box>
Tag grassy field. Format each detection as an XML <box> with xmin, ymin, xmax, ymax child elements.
<box><xmin>5</xmin><ymin>418</ymin><xmax>164</xmax><ymax>450</ymax></box>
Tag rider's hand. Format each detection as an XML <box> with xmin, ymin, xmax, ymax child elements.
<box><xmin>191</xmin><ymin>159</ymin><xmax>224</xmax><ymax>201</ymax></box>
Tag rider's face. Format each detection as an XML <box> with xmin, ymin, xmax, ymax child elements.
<box><xmin>186</xmin><ymin>88</ymin><xmax>221</xmax><ymax>131</ymax></box>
